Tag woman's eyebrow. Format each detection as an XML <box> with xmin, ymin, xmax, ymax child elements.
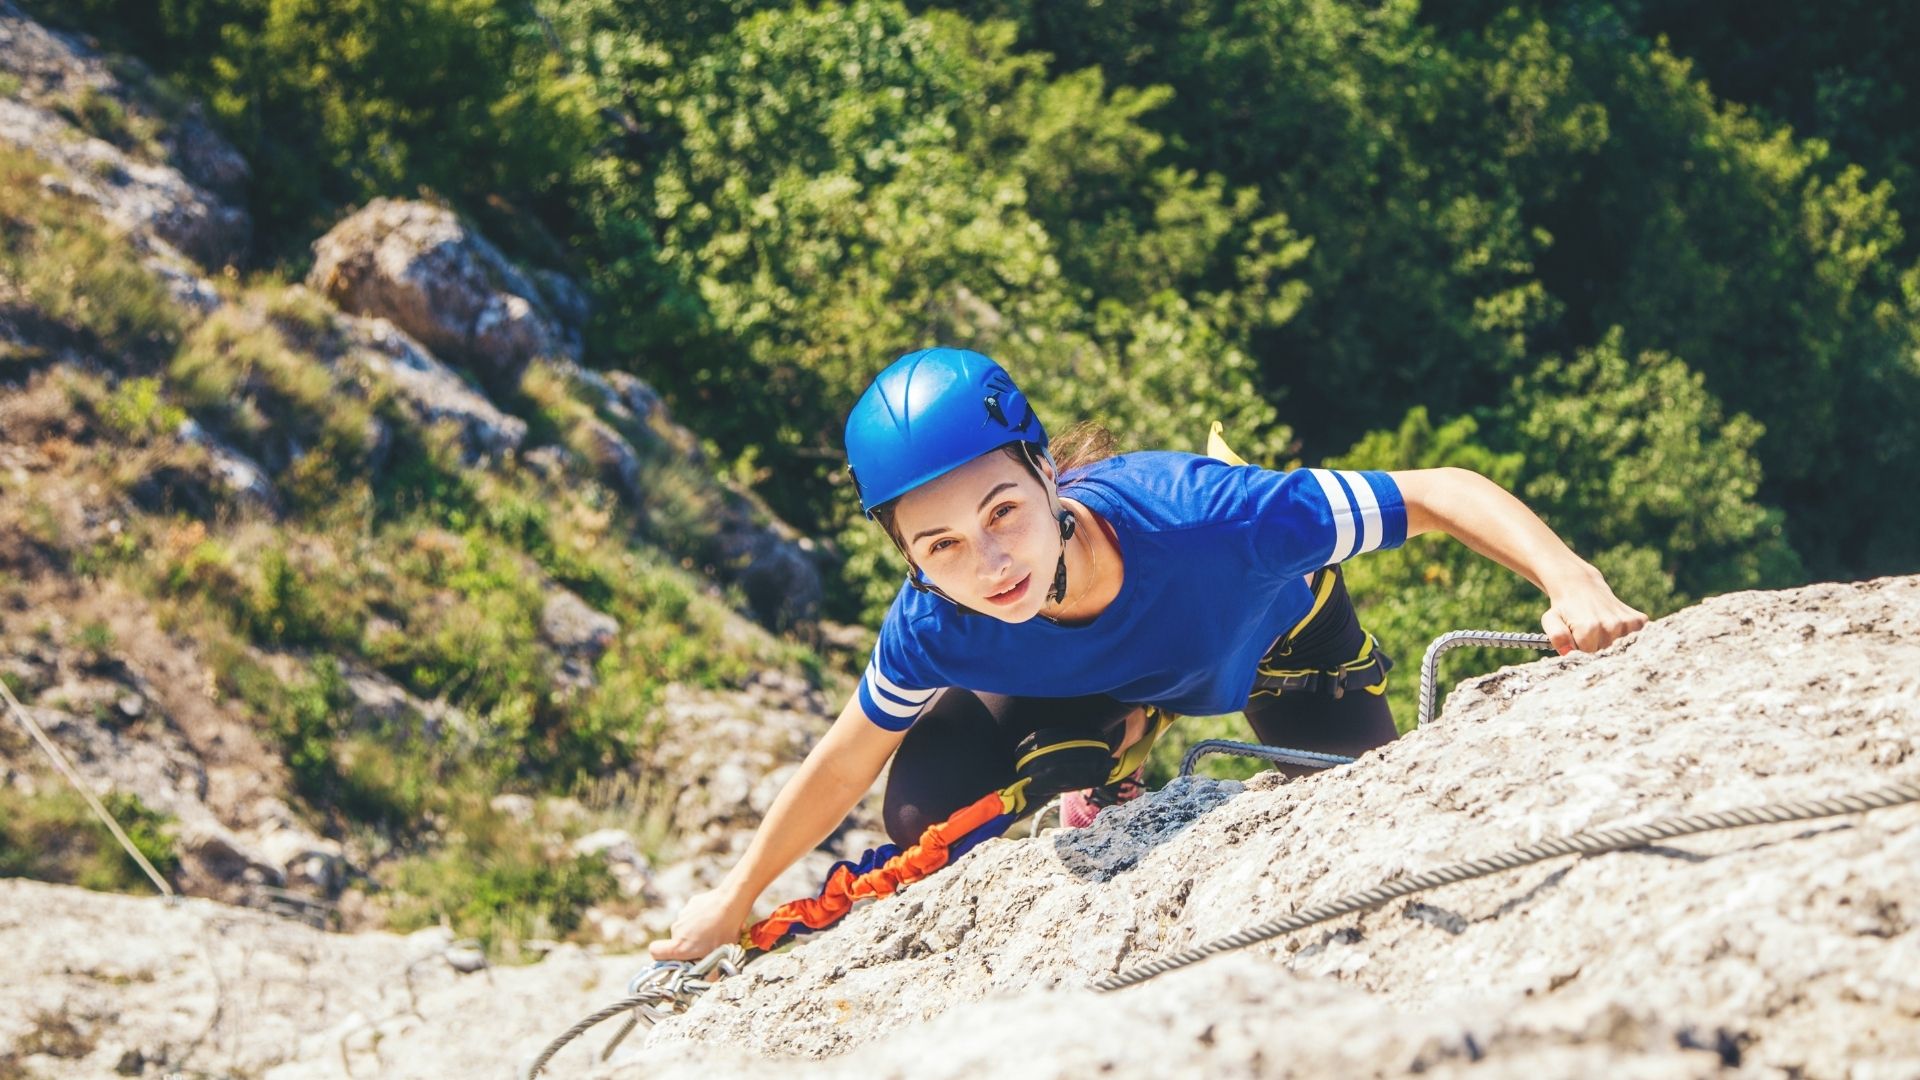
<box><xmin>907</xmin><ymin>481</ymin><xmax>1020</xmax><ymax>544</ymax></box>
<box><xmin>974</xmin><ymin>481</ymin><xmax>1018</xmax><ymax>513</ymax></box>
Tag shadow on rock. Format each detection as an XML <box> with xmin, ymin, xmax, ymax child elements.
<box><xmin>1048</xmin><ymin>777</ymin><xmax>1246</xmax><ymax>882</ymax></box>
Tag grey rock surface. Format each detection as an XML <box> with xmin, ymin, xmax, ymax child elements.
<box><xmin>2</xmin><ymin>578</ymin><xmax>1915</xmax><ymax>1079</ymax></box>
<box><xmin>628</xmin><ymin>575</ymin><xmax>1920</xmax><ymax>1078</ymax></box>
<box><xmin>341</xmin><ymin>311</ymin><xmax>529</xmax><ymax>462</ymax></box>
<box><xmin>541</xmin><ymin>588</ymin><xmax>621</xmax><ymax>662</ymax></box>
<box><xmin>174</xmin><ymin>417</ymin><xmax>281</xmax><ymax>512</ymax></box>
<box><xmin>308</xmin><ymin>198</ymin><xmax>579</xmax><ymax>381</ymax></box>
<box><xmin>0</xmin><ymin>1</ymin><xmax>250</xmax><ymax>267</ymax></box>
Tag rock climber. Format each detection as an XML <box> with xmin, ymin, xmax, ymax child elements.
<box><xmin>652</xmin><ymin>346</ymin><xmax>1646</xmax><ymax>961</ymax></box>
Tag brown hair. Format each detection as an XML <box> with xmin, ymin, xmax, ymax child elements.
<box><xmin>1049</xmin><ymin>421</ymin><xmax>1119</xmax><ymax>477</ymax></box>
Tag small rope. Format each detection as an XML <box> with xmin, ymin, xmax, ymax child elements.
<box><xmin>1092</xmin><ymin>780</ymin><xmax>1920</xmax><ymax>992</ymax></box>
<box><xmin>1418</xmin><ymin>630</ymin><xmax>1555</xmax><ymax>728</ymax></box>
<box><xmin>0</xmin><ymin>667</ymin><xmax>176</xmax><ymax>898</ymax></box>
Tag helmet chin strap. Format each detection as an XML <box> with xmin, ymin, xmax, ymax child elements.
<box><xmin>1026</xmin><ymin>440</ymin><xmax>1076</xmax><ymax>608</ymax></box>
<box><xmin>1047</xmin><ymin>505</ymin><xmax>1075</xmax><ymax>605</ymax></box>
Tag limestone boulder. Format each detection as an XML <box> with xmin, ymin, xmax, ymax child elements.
<box><xmin>308</xmin><ymin>198</ymin><xmax>580</xmax><ymax>383</ymax></box>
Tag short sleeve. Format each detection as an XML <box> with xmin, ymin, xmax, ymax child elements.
<box><xmin>1245</xmin><ymin>467</ymin><xmax>1407</xmax><ymax>580</ymax></box>
<box><xmin>856</xmin><ymin>594</ymin><xmax>943</xmax><ymax>731</ymax></box>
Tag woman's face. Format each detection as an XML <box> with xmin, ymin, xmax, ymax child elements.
<box><xmin>889</xmin><ymin>448</ymin><xmax>1059</xmax><ymax>623</ymax></box>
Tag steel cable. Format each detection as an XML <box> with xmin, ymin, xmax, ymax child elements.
<box><xmin>524</xmin><ymin>943</ymin><xmax>746</xmax><ymax>1078</ymax></box>
<box><xmin>1092</xmin><ymin>780</ymin><xmax>1920</xmax><ymax>992</ymax></box>
<box><xmin>523</xmin><ymin>992</ymin><xmax>672</xmax><ymax>1078</ymax></box>
<box><xmin>0</xmin><ymin>665</ymin><xmax>176</xmax><ymax>897</ymax></box>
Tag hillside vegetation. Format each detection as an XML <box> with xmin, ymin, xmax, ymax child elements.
<box><xmin>5</xmin><ymin>0</ymin><xmax>1918</xmax><ymax>948</ymax></box>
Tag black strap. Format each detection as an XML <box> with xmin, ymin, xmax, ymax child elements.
<box><xmin>1013</xmin><ymin>726</ymin><xmax>1119</xmax><ymax>797</ymax></box>
<box><xmin>1252</xmin><ymin>640</ymin><xmax>1394</xmax><ymax>699</ymax></box>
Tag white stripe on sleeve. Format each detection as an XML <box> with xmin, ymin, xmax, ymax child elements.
<box><xmin>1307</xmin><ymin>468</ymin><xmax>1357</xmax><ymax>563</ymax></box>
<box><xmin>1337</xmin><ymin>470</ymin><xmax>1383</xmax><ymax>555</ymax></box>
<box><xmin>863</xmin><ymin>686</ymin><xmax>924</xmax><ymax>720</ymax></box>
<box><xmin>867</xmin><ymin>660</ymin><xmax>936</xmax><ymax>706</ymax></box>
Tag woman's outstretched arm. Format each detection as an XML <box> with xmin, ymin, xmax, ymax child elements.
<box><xmin>648</xmin><ymin>692</ymin><xmax>908</xmax><ymax>961</ymax></box>
<box><xmin>1389</xmin><ymin>466</ymin><xmax>1648</xmax><ymax>654</ymax></box>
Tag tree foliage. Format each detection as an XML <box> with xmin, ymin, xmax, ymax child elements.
<box><xmin>28</xmin><ymin>0</ymin><xmax>1920</xmax><ymax>623</ymax></box>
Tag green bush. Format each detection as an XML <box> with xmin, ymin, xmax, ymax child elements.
<box><xmin>384</xmin><ymin>787</ymin><xmax>616</xmax><ymax>954</ymax></box>
<box><xmin>0</xmin><ymin>785</ymin><xmax>178</xmax><ymax>893</ymax></box>
<box><xmin>98</xmin><ymin>376</ymin><xmax>188</xmax><ymax>442</ymax></box>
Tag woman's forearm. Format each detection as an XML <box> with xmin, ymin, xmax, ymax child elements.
<box><xmin>717</xmin><ymin>697</ymin><xmax>905</xmax><ymax>913</ymax></box>
<box><xmin>1396</xmin><ymin>466</ymin><xmax>1599</xmax><ymax>595</ymax></box>
<box><xmin>1391</xmin><ymin>466</ymin><xmax>1647</xmax><ymax>653</ymax></box>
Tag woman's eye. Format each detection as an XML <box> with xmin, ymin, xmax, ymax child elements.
<box><xmin>992</xmin><ymin>503</ymin><xmax>1016</xmax><ymax>521</ymax></box>
<box><xmin>928</xmin><ymin>538</ymin><xmax>956</xmax><ymax>555</ymax></box>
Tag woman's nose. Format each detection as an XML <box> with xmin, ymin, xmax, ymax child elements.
<box><xmin>977</xmin><ymin>537</ymin><xmax>1013</xmax><ymax>579</ymax></box>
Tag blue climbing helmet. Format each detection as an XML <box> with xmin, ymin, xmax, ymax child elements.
<box><xmin>846</xmin><ymin>347</ymin><xmax>1076</xmax><ymax>606</ymax></box>
<box><xmin>844</xmin><ymin>347</ymin><xmax>1050</xmax><ymax>516</ymax></box>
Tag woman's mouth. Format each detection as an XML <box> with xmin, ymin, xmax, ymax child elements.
<box><xmin>984</xmin><ymin>574</ymin><xmax>1030</xmax><ymax>606</ymax></box>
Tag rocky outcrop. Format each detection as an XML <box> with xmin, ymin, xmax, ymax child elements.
<box><xmin>632</xmin><ymin>574</ymin><xmax>1920</xmax><ymax>1078</ymax></box>
<box><xmin>546</xmin><ymin>359</ymin><xmax>825</xmax><ymax>629</ymax></box>
<box><xmin>0</xmin><ymin>1</ymin><xmax>250</xmax><ymax>269</ymax></box>
<box><xmin>173</xmin><ymin>417</ymin><xmax>281</xmax><ymax>512</ymax></box>
<box><xmin>307</xmin><ymin>198</ymin><xmax>582</xmax><ymax>383</ymax></box>
<box><xmin>5</xmin><ymin>576</ymin><xmax>1916</xmax><ymax>1078</ymax></box>
<box><xmin>0</xmin><ymin>613</ymin><xmax>345</xmax><ymax>903</ymax></box>
<box><xmin>339</xmin><ymin>310</ymin><xmax>528</xmax><ymax>462</ymax></box>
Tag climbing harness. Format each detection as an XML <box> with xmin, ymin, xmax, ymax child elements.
<box><xmin>1248</xmin><ymin>568</ymin><xmax>1393</xmax><ymax>702</ymax></box>
<box><xmin>1250</xmin><ymin>634</ymin><xmax>1392</xmax><ymax>699</ymax></box>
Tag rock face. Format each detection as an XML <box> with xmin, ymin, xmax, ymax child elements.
<box><xmin>340</xmin><ymin>310</ymin><xmax>529</xmax><ymax>462</ymax></box>
<box><xmin>2</xmin><ymin>577</ymin><xmax>1915</xmax><ymax>1078</ymax></box>
<box><xmin>307</xmin><ymin>198</ymin><xmax>582</xmax><ymax>383</ymax></box>
<box><xmin>628</xmin><ymin>575</ymin><xmax>1920</xmax><ymax>1078</ymax></box>
<box><xmin>0</xmin><ymin>881</ymin><xmax>645</xmax><ymax>1080</ymax></box>
<box><xmin>0</xmin><ymin>1</ymin><xmax>250</xmax><ymax>269</ymax></box>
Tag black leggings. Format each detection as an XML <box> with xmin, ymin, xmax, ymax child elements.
<box><xmin>880</xmin><ymin>566</ymin><xmax>1396</xmax><ymax>845</ymax></box>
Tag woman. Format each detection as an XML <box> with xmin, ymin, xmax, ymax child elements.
<box><xmin>652</xmin><ymin>347</ymin><xmax>1646</xmax><ymax>960</ymax></box>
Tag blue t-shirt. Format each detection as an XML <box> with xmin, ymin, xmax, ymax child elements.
<box><xmin>856</xmin><ymin>451</ymin><xmax>1408</xmax><ymax>730</ymax></box>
